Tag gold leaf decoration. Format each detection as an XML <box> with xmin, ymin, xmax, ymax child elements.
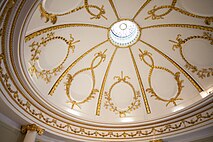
<box><xmin>170</xmin><ymin>32</ymin><xmax>213</xmax><ymax>79</ymax></box>
<box><xmin>39</xmin><ymin>0</ymin><xmax>107</xmax><ymax>24</ymax></box>
<box><xmin>104</xmin><ymin>71</ymin><xmax>141</xmax><ymax>117</ymax></box>
<box><xmin>64</xmin><ymin>50</ymin><xmax>107</xmax><ymax>109</ymax></box>
<box><xmin>28</xmin><ymin>32</ymin><xmax>80</xmax><ymax>83</ymax></box>
<box><xmin>139</xmin><ymin>49</ymin><xmax>184</xmax><ymax>106</ymax></box>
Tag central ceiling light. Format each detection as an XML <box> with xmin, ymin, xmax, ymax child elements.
<box><xmin>109</xmin><ymin>20</ymin><xmax>140</xmax><ymax>47</ymax></box>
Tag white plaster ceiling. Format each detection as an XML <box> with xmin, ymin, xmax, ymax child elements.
<box><xmin>20</xmin><ymin>0</ymin><xmax>213</xmax><ymax>125</ymax></box>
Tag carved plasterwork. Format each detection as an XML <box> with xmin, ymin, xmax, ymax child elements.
<box><xmin>0</xmin><ymin>0</ymin><xmax>15</xmax><ymax>36</ymax></box>
<box><xmin>39</xmin><ymin>0</ymin><xmax>107</xmax><ymax>24</ymax></box>
<box><xmin>28</xmin><ymin>32</ymin><xmax>80</xmax><ymax>83</ymax></box>
<box><xmin>170</xmin><ymin>32</ymin><xmax>213</xmax><ymax>79</ymax></box>
<box><xmin>64</xmin><ymin>50</ymin><xmax>107</xmax><ymax>109</ymax></box>
<box><xmin>20</xmin><ymin>0</ymin><xmax>213</xmax><ymax>118</ymax></box>
<box><xmin>139</xmin><ymin>49</ymin><xmax>184</xmax><ymax>106</ymax></box>
<box><xmin>1</xmin><ymin>50</ymin><xmax>213</xmax><ymax>139</ymax></box>
<box><xmin>104</xmin><ymin>72</ymin><xmax>141</xmax><ymax>117</ymax></box>
<box><xmin>21</xmin><ymin>124</ymin><xmax>45</xmax><ymax>135</ymax></box>
<box><xmin>0</xmin><ymin>0</ymin><xmax>213</xmax><ymax>141</ymax></box>
<box><xmin>145</xmin><ymin>0</ymin><xmax>177</xmax><ymax>20</ymax></box>
<box><xmin>145</xmin><ymin>0</ymin><xmax>213</xmax><ymax>25</ymax></box>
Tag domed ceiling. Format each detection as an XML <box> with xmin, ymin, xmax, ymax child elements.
<box><xmin>0</xmin><ymin>0</ymin><xmax>213</xmax><ymax>141</ymax></box>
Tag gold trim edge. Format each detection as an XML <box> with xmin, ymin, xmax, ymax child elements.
<box><xmin>25</xmin><ymin>23</ymin><xmax>108</xmax><ymax>42</ymax></box>
<box><xmin>1</xmin><ymin>0</ymin><xmax>211</xmax><ymax>140</ymax></box>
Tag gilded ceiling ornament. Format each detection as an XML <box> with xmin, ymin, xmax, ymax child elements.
<box><xmin>96</xmin><ymin>47</ymin><xmax>118</xmax><ymax>116</ymax></box>
<box><xmin>170</xmin><ymin>32</ymin><xmax>213</xmax><ymax>79</ymax></box>
<box><xmin>48</xmin><ymin>40</ymin><xmax>108</xmax><ymax>96</ymax></box>
<box><xmin>21</xmin><ymin>124</ymin><xmax>45</xmax><ymax>135</ymax></box>
<box><xmin>1</xmin><ymin>57</ymin><xmax>211</xmax><ymax>138</ymax></box>
<box><xmin>104</xmin><ymin>71</ymin><xmax>141</xmax><ymax>117</ymax></box>
<box><xmin>132</xmin><ymin>0</ymin><xmax>153</xmax><ymax>20</ymax></box>
<box><xmin>0</xmin><ymin>0</ymin><xmax>15</xmax><ymax>20</ymax></box>
<box><xmin>129</xmin><ymin>47</ymin><xmax>151</xmax><ymax>114</ymax></box>
<box><xmin>25</xmin><ymin>23</ymin><xmax>108</xmax><ymax>42</ymax></box>
<box><xmin>145</xmin><ymin>0</ymin><xmax>213</xmax><ymax>25</ymax></box>
<box><xmin>1</xmin><ymin>0</ymin><xmax>213</xmax><ymax>140</ymax></box>
<box><xmin>0</xmin><ymin>54</ymin><xmax>4</xmax><ymax>70</ymax></box>
<box><xmin>145</xmin><ymin>0</ymin><xmax>177</xmax><ymax>20</ymax></box>
<box><xmin>141</xmin><ymin>24</ymin><xmax>213</xmax><ymax>32</ymax></box>
<box><xmin>139</xmin><ymin>49</ymin><xmax>184</xmax><ymax>106</ymax></box>
<box><xmin>0</xmin><ymin>60</ymin><xmax>212</xmax><ymax>139</ymax></box>
<box><xmin>108</xmin><ymin>0</ymin><xmax>120</xmax><ymax>20</ymax></box>
<box><xmin>64</xmin><ymin>50</ymin><xmax>107</xmax><ymax>109</ymax></box>
<box><xmin>0</xmin><ymin>54</ymin><xmax>5</xmax><ymax>87</ymax></box>
<box><xmin>84</xmin><ymin>0</ymin><xmax>107</xmax><ymax>20</ymax></box>
<box><xmin>0</xmin><ymin>0</ymin><xmax>15</xmax><ymax>29</ymax></box>
<box><xmin>140</xmin><ymin>40</ymin><xmax>203</xmax><ymax>93</ymax></box>
<box><xmin>39</xmin><ymin>0</ymin><xmax>107</xmax><ymax>24</ymax></box>
<box><xmin>28</xmin><ymin>32</ymin><xmax>80</xmax><ymax>83</ymax></box>
<box><xmin>24</xmin><ymin>0</ymin><xmax>208</xmax><ymax>119</ymax></box>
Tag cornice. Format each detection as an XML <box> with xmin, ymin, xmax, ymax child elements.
<box><xmin>0</xmin><ymin>0</ymin><xmax>212</xmax><ymax>141</ymax></box>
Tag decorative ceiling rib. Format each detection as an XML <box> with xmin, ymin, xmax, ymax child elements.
<box><xmin>0</xmin><ymin>0</ymin><xmax>212</xmax><ymax>141</ymax></box>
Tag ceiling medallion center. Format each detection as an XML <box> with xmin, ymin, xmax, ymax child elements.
<box><xmin>119</xmin><ymin>23</ymin><xmax>127</xmax><ymax>30</ymax></box>
<box><xmin>109</xmin><ymin>20</ymin><xmax>140</xmax><ymax>47</ymax></box>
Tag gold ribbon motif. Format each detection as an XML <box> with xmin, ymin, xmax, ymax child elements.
<box><xmin>104</xmin><ymin>71</ymin><xmax>141</xmax><ymax>117</ymax></box>
<box><xmin>39</xmin><ymin>0</ymin><xmax>107</xmax><ymax>24</ymax></box>
<box><xmin>28</xmin><ymin>32</ymin><xmax>80</xmax><ymax>83</ymax></box>
<box><xmin>170</xmin><ymin>32</ymin><xmax>213</xmax><ymax>79</ymax></box>
<box><xmin>65</xmin><ymin>50</ymin><xmax>107</xmax><ymax>109</ymax></box>
<box><xmin>139</xmin><ymin>49</ymin><xmax>184</xmax><ymax>106</ymax></box>
<box><xmin>145</xmin><ymin>0</ymin><xmax>213</xmax><ymax>25</ymax></box>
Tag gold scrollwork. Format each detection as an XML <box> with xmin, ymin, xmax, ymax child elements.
<box><xmin>145</xmin><ymin>0</ymin><xmax>177</xmax><ymax>20</ymax></box>
<box><xmin>84</xmin><ymin>0</ymin><xmax>107</xmax><ymax>20</ymax></box>
<box><xmin>139</xmin><ymin>49</ymin><xmax>184</xmax><ymax>106</ymax></box>
<box><xmin>28</xmin><ymin>32</ymin><xmax>80</xmax><ymax>83</ymax></box>
<box><xmin>1</xmin><ymin>52</ymin><xmax>213</xmax><ymax>138</ymax></box>
<box><xmin>49</xmin><ymin>40</ymin><xmax>108</xmax><ymax>96</ymax></box>
<box><xmin>145</xmin><ymin>0</ymin><xmax>213</xmax><ymax>25</ymax></box>
<box><xmin>39</xmin><ymin>0</ymin><xmax>107</xmax><ymax>24</ymax></box>
<box><xmin>1</xmin><ymin>0</ymin><xmax>212</xmax><ymax>139</ymax></box>
<box><xmin>104</xmin><ymin>72</ymin><xmax>141</xmax><ymax>117</ymax></box>
<box><xmin>170</xmin><ymin>32</ymin><xmax>213</xmax><ymax>79</ymax></box>
<box><xmin>64</xmin><ymin>50</ymin><xmax>107</xmax><ymax>109</ymax></box>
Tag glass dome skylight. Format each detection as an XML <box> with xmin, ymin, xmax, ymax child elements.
<box><xmin>109</xmin><ymin>20</ymin><xmax>140</xmax><ymax>47</ymax></box>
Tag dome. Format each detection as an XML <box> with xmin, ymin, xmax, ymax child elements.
<box><xmin>0</xmin><ymin>0</ymin><xmax>212</xmax><ymax>141</ymax></box>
